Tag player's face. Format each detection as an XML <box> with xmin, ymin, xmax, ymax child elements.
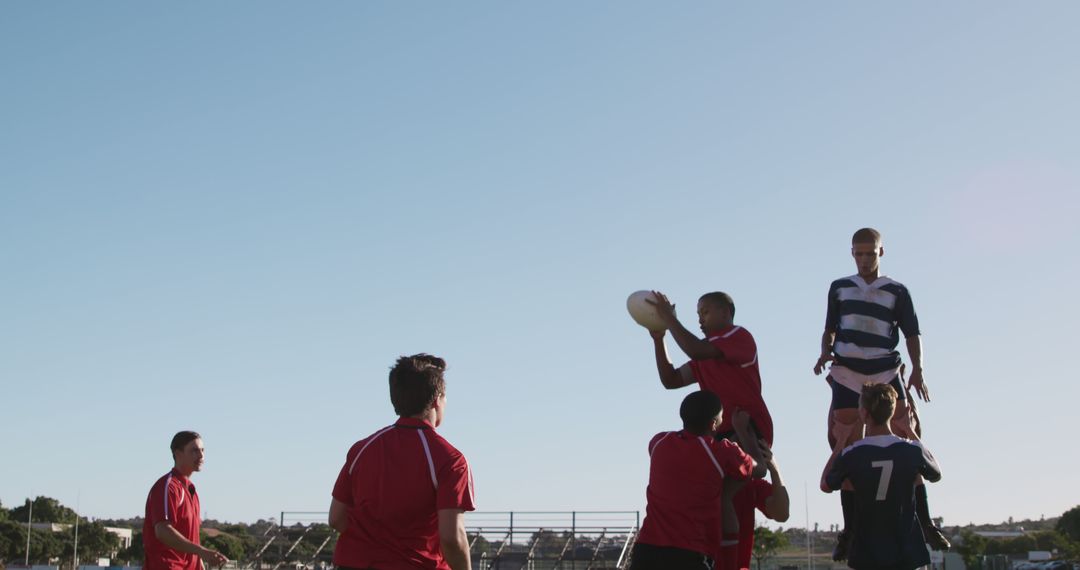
<box><xmin>851</xmin><ymin>242</ymin><xmax>883</xmax><ymax>276</ymax></box>
<box><xmin>174</xmin><ymin>438</ymin><xmax>205</xmax><ymax>475</ymax></box>
<box><xmin>697</xmin><ymin>299</ymin><xmax>731</xmax><ymax>334</ymax></box>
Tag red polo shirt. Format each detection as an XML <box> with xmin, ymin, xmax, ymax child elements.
<box><xmin>689</xmin><ymin>325</ymin><xmax>774</xmax><ymax>445</ymax></box>
<box><xmin>332</xmin><ymin>417</ymin><xmax>476</xmax><ymax>570</ymax></box>
<box><xmin>733</xmin><ymin>478</ymin><xmax>774</xmax><ymax>570</ymax></box>
<box><xmin>637</xmin><ymin>430</ymin><xmax>755</xmax><ymax>556</ymax></box>
<box><xmin>143</xmin><ymin>469</ymin><xmax>201</xmax><ymax>570</ymax></box>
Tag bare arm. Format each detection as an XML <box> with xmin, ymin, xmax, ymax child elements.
<box><xmin>328</xmin><ymin>498</ymin><xmax>348</xmax><ymax>533</ymax></box>
<box><xmin>651</xmin><ymin>331</ymin><xmax>694</xmax><ymax>389</ymax></box>
<box><xmin>154</xmin><ymin>522</ymin><xmax>228</xmax><ymax>566</ymax></box>
<box><xmin>649</xmin><ymin>291</ymin><xmax>724</xmax><ymax>361</ymax></box>
<box><xmin>732</xmin><ymin>411</ymin><xmax>766</xmax><ymax>478</ymax></box>
<box><xmin>813</xmin><ymin>329</ymin><xmax>835</xmax><ymax>375</ymax></box>
<box><xmin>760</xmin><ymin>445</ymin><xmax>790</xmax><ymax>522</ymax></box>
<box><xmin>905</xmin><ymin>335</ymin><xmax>930</xmax><ymax>401</ymax></box>
<box><xmin>438</xmin><ymin>509</ymin><xmax>471</xmax><ymax>570</ymax></box>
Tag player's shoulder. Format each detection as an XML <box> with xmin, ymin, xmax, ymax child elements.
<box><xmin>347</xmin><ymin>424</ymin><xmax>397</xmax><ymax>453</ymax></box>
<box><xmin>152</xmin><ymin>470</ymin><xmax>177</xmax><ymax>491</ymax></box>
<box><xmin>876</xmin><ymin>276</ymin><xmax>911</xmax><ymax>294</ymax></box>
<box><xmin>840</xmin><ymin>434</ymin><xmax>920</xmax><ymax>456</ymax></box>
<box><xmin>830</xmin><ymin>276</ymin><xmax>859</xmax><ymax>290</ymax></box>
<box><xmin>424</xmin><ymin>427</ymin><xmax>467</xmax><ymax>459</ymax></box>
<box><xmin>710</xmin><ymin>437</ymin><xmax>749</xmax><ymax>458</ymax></box>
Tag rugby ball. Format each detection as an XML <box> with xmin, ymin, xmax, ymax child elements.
<box><xmin>626</xmin><ymin>290</ymin><xmax>670</xmax><ymax>331</ymax></box>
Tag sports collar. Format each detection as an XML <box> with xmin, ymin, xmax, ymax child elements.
<box><xmin>395</xmin><ymin>417</ymin><xmax>434</xmax><ymax>430</ymax></box>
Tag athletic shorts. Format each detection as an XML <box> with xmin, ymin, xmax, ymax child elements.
<box><xmin>628</xmin><ymin>543</ymin><xmax>712</xmax><ymax>570</ymax></box>
<box><xmin>829</xmin><ymin>375</ymin><xmax>906</xmax><ymax>410</ymax></box>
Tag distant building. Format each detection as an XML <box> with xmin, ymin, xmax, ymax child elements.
<box><xmin>29</xmin><ymin>523</ymin><xmax>134</xmax><ymax>550</ymax></box>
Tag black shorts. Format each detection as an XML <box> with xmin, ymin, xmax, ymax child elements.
<box><xmin>829</xmin><ymin>375</ymin><xmax>906</xmax><ymax>410</ymax></box>
<box><xmin>628</xmin><ymin>543</ymin><xmax>712</xmax><ymax>570</ymax></box>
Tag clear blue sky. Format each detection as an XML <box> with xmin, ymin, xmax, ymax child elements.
<box><xmin>3</xmin><ymin>2</ymin><xmax>1078</xmax><ymax>529</ymax></box>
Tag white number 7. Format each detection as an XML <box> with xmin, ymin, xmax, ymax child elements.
<box><xmin>871</xmin><ymin>460</ymin><xmax>894</xmax><ymax>501</ymax></box>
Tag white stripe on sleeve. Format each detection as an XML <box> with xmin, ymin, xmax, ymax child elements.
<box><xmin>697</xmin><ymin>437</ymin><xmax>726</xmax><ymax>477</ymax></box>
<box><xmin>348</xmin><ymin>425</ymin><xmax>395</xmax><ymax>475</ymax></box>
<box><xmin>417</xmin><ymin>431</ymin><xmax>439</xmax><ymax>489</ymax></box>
<box><xmin>163</xmin><ymin>474</ymin><xmax>173</xmax><ymax>521</ymax></box>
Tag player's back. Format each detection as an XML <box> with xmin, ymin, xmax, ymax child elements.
<box><xmin>637</xmin><ymin>430</ymin><xmax>754</xmax><ymax>556</ymax></box>
<box><xmin>825</xmin><ymin>434</ymin><xmax>941</xmax><ymax>570</ymax></box>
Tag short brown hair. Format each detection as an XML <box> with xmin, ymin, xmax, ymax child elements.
<box><xmin>699</xmin><ymin>291</ymin><xmax>735</xmax><ymax>318</ymax></box>
<box><xmin>852</xmin><ymin>228</ymin><xmax>882</xmax><ymax>246</ymax></box>
<box><xmin>170</xmin><ymin>431</ymin><xmax>201</xmax><ymax>457</ymax></box>
<box><xmin>860</xmin><ymin>383</ymin><xmax>897</xmax><ymax>425</ymax></box>
<box><xmin>389</xmin><ymin>354</ymin><xmax>447</xmax><ymax>416</ymax></box>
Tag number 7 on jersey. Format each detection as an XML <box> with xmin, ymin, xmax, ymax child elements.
<box><xmin>871</xmin><ymin>460</ymin><xmax>894</xmax><ymax>501</ymax></box>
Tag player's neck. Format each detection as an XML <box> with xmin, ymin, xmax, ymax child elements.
<box><xmin>857</xmin><ymin>270</ymin><xmax>879</xmax><ymax>284</ymax></box>
<box><xmin>865</xmin><ymin>423</ymin><xmax>893</xmax><ymax>437</ymax></box>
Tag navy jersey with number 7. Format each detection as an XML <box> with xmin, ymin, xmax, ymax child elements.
<box><xmin>825</xmin><ymin>434</ymin><xmax>942</xmax><ymax>570</ymax></box>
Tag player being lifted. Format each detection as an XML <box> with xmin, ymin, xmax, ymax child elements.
<box><xmin>813</xmin><ymin>228</ymin><xmax>949</xmax><ymax>558</ymax></box>
<box><xmin>825</xmin><ymin>383</ymin><xmax>943</xmax><ymax>570</ymax></box>
<box><xmin>647</xmin><ymin>291</ymin><xmax>775</xmax><ymax>568</ymax></box>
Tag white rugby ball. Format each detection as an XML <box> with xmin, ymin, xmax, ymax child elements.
<box><xmin>626</xmin><ymin>290</ymin><xmax>670</xmax><ymax>331</ymax></box>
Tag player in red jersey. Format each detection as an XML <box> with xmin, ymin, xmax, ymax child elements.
<box><xmin>143</xmin><ymin>431</ymin><xmax>229</xmax><ymax>570</ymax></box>
<box><xmin>716</xmin><ymin>411</ymin><xmax>790</xmax><ymax>570</ymax></box>
<box><xmin>647</xmin><ymin>291</ymin><xmax>772</xmax><ymax>448</ymax></box>
<box><xmin>631</xmin><ymin>390</ymin><xmax>758</xmax><ymax>570</ymax></box>
<box><xmin>646</xmin><ymin>291</ymin><xmax>774</xmax><ymax>569</ymax></box>
<box><xmin>329</xmin><ymin>354</ymin><xmax>475</xmax><ymax>570</ymax></box>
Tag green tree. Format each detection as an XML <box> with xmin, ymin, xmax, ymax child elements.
<box><xmin>956</xmin><ymin>530</ymin><xmax>988</xmax><ymax>570</ymax></box>
<box><xmin>119</xmin><ymin>530</ymin><xmax>145</xmax><ymax>565</ymax></box>
<box><xmin>9</xmin><ymin>497</ymin><xmax>78</xmax><ymax>524</ymax></box>
<box><xmin>752</xmin><ymin>526</ymin><xmax>789</xmax><ymax>570</ymax></box>
<box><xmin>1057</xmin><ymin>506</ymin><xmax>1080</xmax><ymax>543</ymax></box>
<box><xmin>202</xmin><ymin>532</ymin><xmax>246</xmax><ymax>561</ymax></box>
<box><xmin>62</xmin><ymin>522</ymin><xmax>120</xmax><ymax>564</ymax></box>
<box><xmin>0</xmin><ymin>500</ymin><xmax>9</xmax><ymax>522</ymax></box>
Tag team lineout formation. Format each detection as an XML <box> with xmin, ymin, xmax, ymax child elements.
<box><xmin>139</xmin><ymin>227</ymin><xmax>946</xmax><ymax>570</ymax></box>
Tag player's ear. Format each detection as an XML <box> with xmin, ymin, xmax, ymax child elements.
<box><xmin>879</xmin><ymin>246</ymin><xmax>885</xmax><ymax>257</ymax></box>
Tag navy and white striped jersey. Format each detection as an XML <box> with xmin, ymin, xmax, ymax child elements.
<box><xmin>825</xmin><ymin>435</ymin><xmax>942</xmax><ymax>570</ymax></box>
<box><xmin>825</xmin><ymin>275</ymin><xmax>920</xmax><ymax>376</ymax></box>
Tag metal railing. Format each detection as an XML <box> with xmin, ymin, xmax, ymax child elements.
<box><xmin>264</xmin><ymin>510</ymin><xmax>640</xmax><ymax>570</ymax></box>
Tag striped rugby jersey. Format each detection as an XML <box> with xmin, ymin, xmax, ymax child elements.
<box><xmin>825</xmin><ymin>275</ymin><xmax>919</xmax><ymax>376</ymax></box>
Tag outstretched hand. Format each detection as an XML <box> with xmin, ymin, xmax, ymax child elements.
<box><xmin>645</xmin><ymin>291</ymin><xmax>679</xmax><ymax>327</ymax></box>
<box><xmin>200</xmin><ymin>549</ymin><xmax>229</xmax><ymax>568</ymax></box>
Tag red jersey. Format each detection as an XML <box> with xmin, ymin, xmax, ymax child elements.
<box><xmin>332</xmin><ymin>417</ymin><xmax>476</xmax><ymax>570</ymax></box>
<box><xmin>734</xmin><ymin>478</ymin><xmax>775</xmax><ymax>570</ymax></box>
<box><xmin>637</xmin><ymin>430</ymin><xmax>755</xmax><ymax>556</ymax></box>
<box><xmin>143</xmin><ymin>469</ymin><xmax>201</xmax><ymax>570</ymax></box>
<box><xmin>688</xmin><ymin>325</ymin><xmax>773</xmax><ymax>445</ymax></box>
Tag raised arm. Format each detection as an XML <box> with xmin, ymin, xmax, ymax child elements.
<box><xmin>438</xmin><ymin>509</ymin><xmax>472</xmax><ymax>570</ymax></box>
<box><xmin>732</xmin><ymin>410</ymin><xmax>767</xmax><ymax>478</ymax></box>
<box><xmin>651</xmin><ymin>330</ymin><xmax>694</xmax><ymax>389</ymax></box>
<box><xmin>648</xmin><ymin>291</ymin><xmax>724</xmax><ymax>361</ymax></box>
<box><xmin>759</xmin><ymin>441</ymin><xmax>790</xmax><ymax>522</ymax></box>
<box><xmin>918</xmin><ymin>442</ymin><xmax>942</xmax><ymax>483</ymax></box>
